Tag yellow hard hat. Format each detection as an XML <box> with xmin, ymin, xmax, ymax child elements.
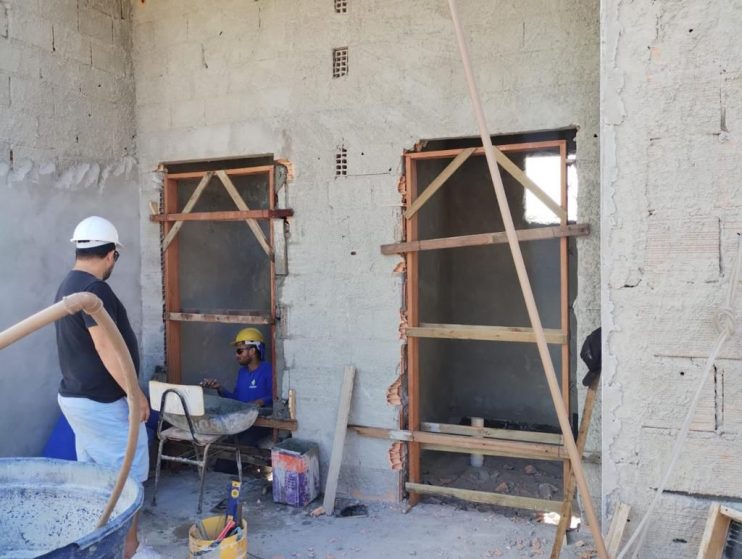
<box><xmin>232</xmin><ymin>327</ymin><xmax>264</xmax><ymax>346</ymax></box>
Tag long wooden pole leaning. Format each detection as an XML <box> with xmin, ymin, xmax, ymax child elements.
<box><xmin>446</xmin><ymin>2</ymin><xmax>609</xmax><ymax>557</ymax></box>
<box><xmin>0</xmin><ymin>292</ymin><xmax>140</xmax><ymax>528</ymax></box>
<box><xmin>550</xmin><ymin>376</ymin><xmax>600</xmax><ymax>558</ymax></box>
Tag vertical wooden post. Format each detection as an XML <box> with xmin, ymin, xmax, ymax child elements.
<box><xmin>268</xmin><ymin>167</ymin><xmax>278</xmax><ymax>404</ymax></box>
<box><xmin>559</xmin><ymin>141</ymin><xmax>571</xmax><ymax>499</ymax></box>
<box><xmin>163</xmin><ymin>176</ymin><xmax>182</xmax><ymax>384</ymax></box>
<box><xmin>405</xmin><ymin>155</ymin><xmax>421</xmax><ymax>506</ymax></box>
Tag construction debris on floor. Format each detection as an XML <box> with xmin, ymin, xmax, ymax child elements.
<box><xmin>141</xmin><ymin>469</ymin><xmax>597</xmax><ymax>559</ymax></box>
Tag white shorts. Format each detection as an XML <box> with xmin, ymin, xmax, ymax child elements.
<box><xmin>58</xmin><ymin>394</ymin><xmax>149</xmax><ymax>482</ymax></box>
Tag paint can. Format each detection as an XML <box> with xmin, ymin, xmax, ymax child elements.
<box><xmin>188</xmin><ymin>516</ymin><xmax>247</xmax><ymax>559</ymax></box>
<box><xmin>271</xmin><ymin>439</ymin><xmax>320</xmax><ymax>507</ymax></box>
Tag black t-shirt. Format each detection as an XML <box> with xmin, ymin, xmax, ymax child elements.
<box><xmin>55</xmin><ymin>270</ymin><xmax>140</xmax><ymax>403</ymax></box>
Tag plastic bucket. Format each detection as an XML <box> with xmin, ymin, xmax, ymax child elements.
<box><xmin>188</xmin><ymin>515</ymin><xmax>247</xmax><ymax>559</ymax></box>
<box><xmin>0</xmin><ymin>458</ymin><xmax>143</xmax><ymax>559</ymax></box>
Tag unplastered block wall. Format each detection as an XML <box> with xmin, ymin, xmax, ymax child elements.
<box><xmin>0</xmin><ymin>0</ymin><xmax>139</xmax><ymax>456</ymax></box>
<box><xmin>132</xmin><ymin>0</ymin><xmax>599</xmax><ymax>500</ymax></box>
<box><xmin>602</xmin><ymin>1</ymin><xmax>742</xmax><ymax>556</ymax></box>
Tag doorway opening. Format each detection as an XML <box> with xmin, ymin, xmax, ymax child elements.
<box><xmin>395</xmin><ymin>130</ymin><xmax>585</xmax><ymax>512</ymax></box>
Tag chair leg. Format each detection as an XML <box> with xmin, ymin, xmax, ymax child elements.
<box><xmin>235</xmin><ymin>445</ymin><xmax>242</xmax><ymax>484</ymax></box>
<box><xmin>152</xmin><ymin>437</ymin><xmax>166</xmax><ymax>507</ymax></box>
<box><xmin>197</xmin><ymin>443</ymin><xmax>211</xmax><ymax>514</ymax></box>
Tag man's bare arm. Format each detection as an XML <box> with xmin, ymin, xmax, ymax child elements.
<box><xmin>89</xmin><ymin>325</ymin><xmax>149</xmax><ymax>422</ymax></box>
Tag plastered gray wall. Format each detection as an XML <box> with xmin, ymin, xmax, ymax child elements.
<box><xmin>601</xmin><ymin>1</ymin><xmax>742</xmax><ymax>556</ymax></box>
<box><xmin>0</xmin><ymin>0</ymin><xmax>140</xmax><ymax>456</ymax></box>
<box><xmin>131</xmin><ymin>0</ymin><xmax>600</xmax><ymax>501</ymax></box>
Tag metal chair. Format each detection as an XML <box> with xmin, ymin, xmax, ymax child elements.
<box><xmin>149</xmin><ymin>381</ymin><xmax>242</xmax><ymax>514</ymax></box>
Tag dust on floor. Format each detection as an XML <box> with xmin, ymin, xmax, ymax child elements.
<box><xmin>421</xmin><ymin>452</ymin><xmax>566</xmax><ymax>506</ymax></box>
<box><xmin>139</xmin><ymin>468</ymin><xmax>596</xmax><ymax>559</ymax></box>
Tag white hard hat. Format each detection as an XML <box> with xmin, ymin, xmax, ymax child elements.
<box><xmin>70</xmin><ymin>216</ymin><xmax>123</xmax><ymax>249</ymax></box>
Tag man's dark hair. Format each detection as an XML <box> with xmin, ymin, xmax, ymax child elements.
<box><xmin>76</xmin><ymin>242</ymin><xmax>116</xmax><ymax>260</ymax></box>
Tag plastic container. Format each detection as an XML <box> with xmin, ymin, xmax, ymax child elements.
<box><xmin>271</xmin><ymin>439</ymin><xmax>320</xmax><ymax>507</ymax></box>
<box><xmin>188</xmin><ymin>516</ymin><xmax>247</xmax><ymax>559</ymax></box>
<box><xmin>0</xmin><ymin>458</ymin><xmax>143</xmax><ymax>559</ymax></box>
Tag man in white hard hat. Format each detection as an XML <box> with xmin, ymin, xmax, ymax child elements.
<box><xmin>54</xmin><ymin>216</ymin><xmax>155</xmax><ymax>559</ymax></box>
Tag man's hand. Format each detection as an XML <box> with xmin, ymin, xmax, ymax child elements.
<box><xmin>136</xmin><ymin>390</ymin><xmax>150</xmax><ymax>423</ymax></box>
<box><xmin>201</xmin><ymin>378</ymin><xmax>221</xmax><ymax>391</ymax></box>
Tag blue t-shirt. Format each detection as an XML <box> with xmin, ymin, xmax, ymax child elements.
<box><xmin>219</xmin><ymin>362</ymin><xmax>273</xmax><ymax>405</ymax></box>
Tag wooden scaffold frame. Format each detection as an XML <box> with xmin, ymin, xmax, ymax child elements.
<box><xmin>357</xmin><ymin>138</ymin><xmax>587</xmax><ymax>514</ymax></box>
<box><xmin>151</xmin><ymin>164</ymin><xmax>293</xmax><ymax>408</ymax></box>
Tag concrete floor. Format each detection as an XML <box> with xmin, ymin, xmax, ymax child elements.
<box><xmin>139</xmin><ymin>468</ymin><xmax>597</xmax><ymax>559</ymax></box>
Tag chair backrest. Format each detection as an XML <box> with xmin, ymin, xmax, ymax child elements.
<box><xmin>149</xmin><ymin>381</ymin><xmax>205</xmax><ymax>416</ymax></box>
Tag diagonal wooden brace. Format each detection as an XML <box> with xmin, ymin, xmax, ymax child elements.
<box><xmin>162</xmin><ymin>171</ymin><xmax>214</xmax><ymax>252</ymax></box>
<box><xmin>493</xmin><ymin>148</ymin><xmax>566</xmax><ymax>221</ymax></box>
<box><xmin>216</xmin><ymin>170</ymin><xmax>273</xmax><ymax>258</ymax></box>
<box><xmin>405</xmin><ymin>147</ymin><xmax>475</xmax><ymax>219</ymax></box>
<box><xmin>447</xmin><ymin>1</ymin><xmax>608</xmax><ymax>557</ymax></box>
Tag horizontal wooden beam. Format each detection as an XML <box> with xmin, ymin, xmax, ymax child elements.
<box><xmin>151</xmin><ymin>209</ymin><xmax>293</xmax><ymax>223</ymax></box>
<box><xmin>380</xmin><ymin>224</ymin><xmax>588</xmax><ymax>255</ymax></box>
<box><xmin>254</xmin><ymin>417</ymin><xmax>298</xmax><ymax>431</ymax></box>
<box><xmin>166</xmin><ymin>312</ymin><xmax>273</xmax><ymax>325</ymax></box>
<box><xmin>349</xmin><ymin>425</ymin><xmax>566</xmax><ymax>461</ymax></box>
<box><xmin>406</xmin><ymin>324</ymin><xmax>567</xmax><ymax>344</ymax></box>
<box><xmin>167</xmin><ymin>165</ymin><xmax>274</xmax><ymax>180</ymax></box>
<box><xmin>405</xmin><ymin>141</ymin><xmax>566</xmax><ymax>161</ymax></box>
<box><xmin>405</xmin><ymin>482</ymin><xmax>562</xmax><ymax>513</ymax></box>
<box><xmin>421</xmin><ymin>422</ymin><xmax>563</xmax><ymax>445</ymax></box>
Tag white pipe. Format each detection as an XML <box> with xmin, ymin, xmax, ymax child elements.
<box><xmin>619</xmin><ymin>234</ymin><xmax>742</xmax><ymax>559</ymax></box>
<box><xmin>445</xmin><ymin>2</ymin><xmax>610</xmax><ymax>557</ymax></box>
<box><xmin>470</xmin><ymin>417</ymin><xmax>484</xmax><ymax>467</ymax></box>
<box><xmin>0</xmin><ymin>292</ymin><xmax>140</xmax><ymax>527</ymax></box>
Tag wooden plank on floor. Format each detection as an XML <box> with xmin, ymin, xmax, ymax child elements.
<box><xmin>406</xmin><ymin>323</ymin><xmax>566</xmax><ymax>344</ymax></box>
<box><xmin>380</xmin><ymin>224</ymin><xmax>589</xmax><ymax>255</ymax></box>
<box><xmin>322</xmin><ymin>366</ymin><xmax>356</xmax><ymax>516</ymax></box>
<box><xmin>405</xmin><ymin>482</ymin><xmax>562</xmax><ymax>513</ymax></box>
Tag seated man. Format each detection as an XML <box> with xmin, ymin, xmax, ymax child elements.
<box><xmin>202</xmin><ymin>327</ymin><xmax>273</xmax><ymax>445</ymax></box>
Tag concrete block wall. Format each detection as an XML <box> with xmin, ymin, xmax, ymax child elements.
<box><xmin>131</xmin><ymin>0</ymin><xmax>600</xmax><ymax>500</ymax></box>
<box><xmin>601</xmin><ymin>1</ymin><xmax>742</xmax><ymax>556</ymax></box>
<box><xmin>0</xmin><ymin>0</ymin><xmax>139</xmax><ymax>456</ymax></box>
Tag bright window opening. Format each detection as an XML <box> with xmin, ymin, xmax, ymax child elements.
<box><xmin>524</xmin><ymin>155</ymin><xmax>578</xmax><ymax>224</ymax></box>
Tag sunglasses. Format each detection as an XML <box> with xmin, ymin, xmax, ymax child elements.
<box><xmin>113</xmin><ymin>250</ymin><xmax>120</xmax><ymax>262</ymax></box>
